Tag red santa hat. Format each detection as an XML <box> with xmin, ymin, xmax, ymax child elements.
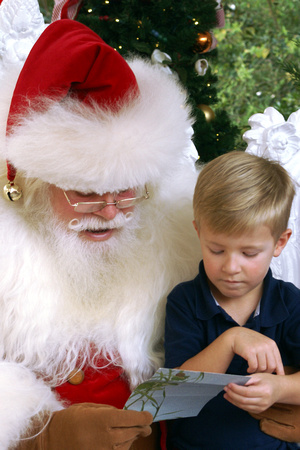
<box><xmin>4</xmin><ymin>19</ymin><xmax>193</xmax><ymax>195</ymax></box>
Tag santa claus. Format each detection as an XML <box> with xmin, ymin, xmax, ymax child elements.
<box><xmin>0</xmin><ymin>0</ymin><xmax>201</xmax><ymax>448</ymax></box>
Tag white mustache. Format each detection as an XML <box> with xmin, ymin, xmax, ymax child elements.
<box><xmin>68</xmin><ymin>212</ymin><xmax>134</xmax><ymax>232</ymax></box>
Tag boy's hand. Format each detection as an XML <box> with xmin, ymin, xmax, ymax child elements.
<box><xmin>223</xmin><ymin>372</ymin><xmax>281</xmax><ymax>414</ymax></box>
<box><xmin>230</xmin><ymin>328</ymin><xmax>284</xmax><ymax>375</ymax></box>
<box><xmin>249</xmin><ymin>367</ymin><xmax>300</xmax><ymax>442</ymax></box>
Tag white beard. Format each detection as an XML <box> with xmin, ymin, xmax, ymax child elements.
<box><xmin>42</xmin><ymin>209</ymin><xmax>143</xmax><ymax>306</ymax></box>
<box><xmin>1</xmin><ymin>186</ymin><xmax>160</xmax><ymax>387</ymax></box>
<box><xmin>1</xmin><ymin>177</ymin><xmax>200</xmax><ymax>389</ymax></box>
<box><xmin>24</xmin><ymin>201</ymin><xmax>152</xmax><ymax>385</ymax></box>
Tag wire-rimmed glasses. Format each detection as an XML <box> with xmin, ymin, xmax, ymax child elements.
<box><xmin>64</xmin><ymin>186</ymin><xmax>149</xmax><ymax>213</ymax></box>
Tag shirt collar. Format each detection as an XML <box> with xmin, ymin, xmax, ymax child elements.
<box><xmin>211</xmin><ymin>291</ymin><xmax>261</xmax><ymax>317</ymax></box>
<box><xmin>195</xmin><ymin>261</ymin><xmax>289</xmax><ymax>326</ymax></box>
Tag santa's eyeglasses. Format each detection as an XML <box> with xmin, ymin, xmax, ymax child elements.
<box><xmin>64</xmin><ymin>186</ymin><xmax>149</xmax><ymax>213</ymax></box>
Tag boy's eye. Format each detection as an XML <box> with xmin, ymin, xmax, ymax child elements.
<box><xmin>243</xmin><ymin>252</ymin><xmax>258</xmax><ymax>257</ymax></box>
<box><xmin>209</xmin><ymin>248</ymin><xmax>223</xmax><ymax>255</ymax></box>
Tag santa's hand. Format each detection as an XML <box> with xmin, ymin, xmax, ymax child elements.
<box><xmin>20</xmin><ymin>403</ymin><xmax>153</xmax><ymax>449</ymax></box>
<box><xmin>250</xmin><ymin>403</ymin><xmax>300</xmax><ymax>443</ymax></box>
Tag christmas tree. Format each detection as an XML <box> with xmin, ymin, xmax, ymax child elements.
<box><xmin>281</xmin><ymin>38</ymin><xmax>300</xmax><ymax>92</ymax></box>
<box><xmin>71</xmin><ymin>0</ymin><xmax>240</xmax><ymax>162</ymax></box>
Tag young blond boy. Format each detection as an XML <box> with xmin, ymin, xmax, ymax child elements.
<box><xmin>165</xmin><ymin>151</ymin><xmax>300</xmax><ymax>449</ymax></box>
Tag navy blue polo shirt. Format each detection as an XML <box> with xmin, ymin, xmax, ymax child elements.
<box><xmin>165</xmin><ymin>261</ymin><xmax>300</xmax><ymax>449</ymax></box>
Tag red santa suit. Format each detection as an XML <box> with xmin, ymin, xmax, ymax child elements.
<box><xmin>55</xmin><ymin>359</ymin><xmax>131</xmax><ymax>409</ymax></box>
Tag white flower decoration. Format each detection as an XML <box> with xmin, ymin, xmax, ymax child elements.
<box><xmin>151</xmin><ymin>49</ymin><xmax>173</xmax><ymax>75</ymax></box>
<box><xmin>243</xmin><ymin>107</ymin><xmax>300</xmax><ymax>289</ymax></box>
<box><xmin>0</xmin><ymin>0</ymin><xmax>46</xmax><ymax>73</ymax></box>
<box><xmin>243</xmin><ymin>107</ymin><xmax>300</xmax><ymax>165</ymax></box>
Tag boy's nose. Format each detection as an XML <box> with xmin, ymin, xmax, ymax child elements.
<box><xmin>222</xmin><ymin>255</ymin><xmax>241</xmax><ymax>274</ymax></box>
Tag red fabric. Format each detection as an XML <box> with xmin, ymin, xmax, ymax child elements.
<box><xmin>7</xmin><ymin>19</ymin><xmax>138</xmax><ymax>134</ymax></box>
<box><xmin>55</xmin><ymin>364</ymin><xmax>131</xmax><ymax>409</ymax></box>
<box><xmin>159</xmin><ymin>421</ymin><xmax>168</xmax><ymax>450</ymax></box>
<box><xmin>5</xmin><ymin>19</ymin><xmax>139</xmax><ymax>183</ymax></box>
<box><xmin>6</xmin><ymin>161</ymin><xmax>16</xmax><ymax>182</ymax></box>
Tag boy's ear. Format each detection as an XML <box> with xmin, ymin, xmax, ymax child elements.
<box><xmin>193</xmin><ymin>220</ymin><xmax>200</xmax><ymax>238</ymax></box>
<box><xmin>273</xmin><ymin>228</ymin><xmax>292</xmax><ymax>257</ymax></box>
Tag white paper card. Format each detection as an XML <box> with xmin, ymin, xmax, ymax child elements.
<box><xmin>124</xmin><ymin>368</ymin><xmax>249</xmax><ymax>422</ymax></box>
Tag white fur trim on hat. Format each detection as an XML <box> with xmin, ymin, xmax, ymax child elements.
<box><xmin>4</xmin><ymin>58</ymin><xmax>193</xmax><ymax>193</ymax></box>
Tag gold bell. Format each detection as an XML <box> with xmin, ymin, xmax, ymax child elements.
<box><xmin>3</xmin><ymin>182</ymin><xmax>22</xmax><ymax>202</ymax></box>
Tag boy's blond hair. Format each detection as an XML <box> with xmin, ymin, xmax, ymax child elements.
<box><xmin>193</xmin><ymin>151</ymin><xmax>295</xmax><ymax>241</ymax></box>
